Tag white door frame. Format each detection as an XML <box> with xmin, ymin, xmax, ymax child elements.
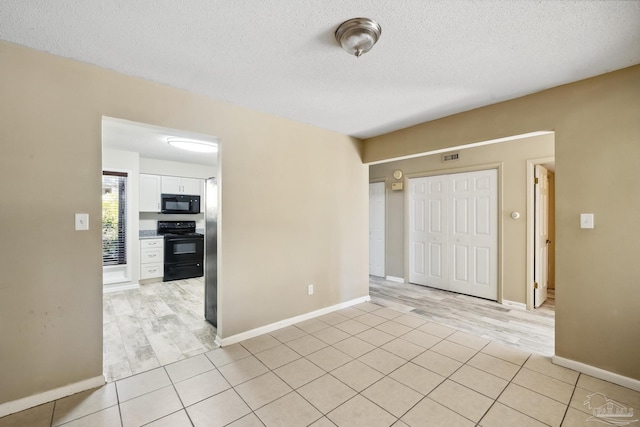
<box><xmin>369</xmin><ymin>180</ymin><xmax>387</xmax><ymax>277</ymax></box>
<box><xmin>526</xmin><ymin>157</ymin><xmax>555</xmax><ymax>310</ymax></box>
<box><xmin>403</xmin><ymin>163</ymin><xmax>503</xmax><ymax>301</ymax></box>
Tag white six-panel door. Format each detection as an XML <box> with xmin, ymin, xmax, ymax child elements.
<box><xmin>409</xmin><ymin>175</ymin><xmax>448</xmax><ymax>289</ymax></box>
<box><xmin>369</xmin><ymin>182</ymin><xmax>385</xmax><ymax>277</ymax></box>
<box><xmin>409</xmin><ymin>169</ymin><xmax>498</xmax><ymax>300</ymax></box>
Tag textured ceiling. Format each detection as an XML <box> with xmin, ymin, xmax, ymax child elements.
<box><xmin>1</xmin><ymin>1</ymin><xmax>639</xmax><ymax>140</ymax></box>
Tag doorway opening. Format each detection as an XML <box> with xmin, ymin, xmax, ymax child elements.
<box><xmin>367</xmin><ymin>131</ymin><xmax>556</xmax><ymax>354</ymax></box>
<box><xmin>101</xmin><ymin>116</ymin><xmax>220</xmax><ymax>382</ymax></box>
<box><xmin>527</xmin><ymin>158</ymin><xmax>556</xmax><ymax>310</ymax></box>
<box><xmin>369</xmin><ymin>181</ymin><xmax>386</xmax><ymax>278</ymax></box>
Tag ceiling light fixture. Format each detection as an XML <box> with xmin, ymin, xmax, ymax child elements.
<box><xmin>167</xmin><ymin>137</ymin><xmax>218</xmax><ymax>153</ymax></box>
<box><xmin>335</xmin><ymin>17</ymin><xmax>381</xmax><ymax>58</ymax></box>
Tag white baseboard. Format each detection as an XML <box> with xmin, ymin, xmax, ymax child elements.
<box><xmin>502</xmin><ymin>299</ymin><xmax>527</xmax><ymax>310</ymax></box>
<box><xmin>552</xmin><ymin>356</ymin><xmax>640</xmax><ymax>392</ymax></box>
<box><xmin>103</xmin><ymin>283</ymin><xmax>139</xmax><ymax>293</ymax></box>
<box><xmin>217</xmin><ymin>295</ymin><xmax>371</xmax><ymax>347</ymax></box>
<box><xmin>385</xmin><ymin>276</ymin><xmax>404</xmax><ymax>283</ymax></box>
<box><xmin>0</xmin><ymin>375</ymin><xmax>105</xmax><ymax>418</ymax></box>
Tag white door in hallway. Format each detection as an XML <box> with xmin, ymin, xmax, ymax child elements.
<box><xmin>409</xmin><ymin>175</ymin><xmax>448</xmax><ymax>289</ymax></box>
<box><xmin>409</xmin><ymin>169</ymin><xmax>498</xmax><ymax>300</ymax></box>
<box><xmin>369</xmin><ymin>182</ymin><xmax>385</xmax><ymax>277</ymax></box>
<box><xmin>534</xmin><ymin>165</ymin><xmax>549</xmax><ymax>308</ymax></box>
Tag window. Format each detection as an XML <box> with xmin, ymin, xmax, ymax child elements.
<box><xmin>102</xmin><ymin>171</ymin><xmax>127</xmax><ymax>266</ymax></box>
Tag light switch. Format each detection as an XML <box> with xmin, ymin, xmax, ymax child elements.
<box><xmin>75</xmin><ymin>213</ymin><xmax>89</xmax><ymax>231</ymax></box>
<box><xmin>580</xmin><ymin>213</ymin><xmax>594</xmax><ymax>229</ymax></box>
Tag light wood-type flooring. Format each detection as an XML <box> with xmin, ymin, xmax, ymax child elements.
<box><xmin>103</xmin><ymin>277</ymin><xmax>218</xmax><ymax>382</ymax></box>
<box><xmin>103</xmin><ymin>276</ymin><xmax>554</xmax><ymax>383</ymax></box>
<box><xmin>370</xmin><ymin>276</ymin><xmax>555</xmax><ymax>356</ymax></box>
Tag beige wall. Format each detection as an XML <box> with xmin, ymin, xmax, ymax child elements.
<box><xmin>0</xmin><ymin>41</ymin><xmax>368</xmax><ymax>405</ymax></box>
<box><xmin>364</xmin><ymin>65</ymin><xmax>640</xmax><ymax>380</ymax></box>
<box><xmin>369</xmin><ymin>134</ymin><xmax>554</xmax><ymax>303</ymax></box>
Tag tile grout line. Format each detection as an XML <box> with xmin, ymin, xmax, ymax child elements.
<box><xmin>474</xmin><ymin>353</ymin><xmax>534</xmax><ymax>426</ymax></box>
<box><xmin>113</xmin><ymin>381</ymin><xmax>124</xmax><ymax>427</ymax></box>
<box><xmin>558</xmin><ymin>373</ymin><xmax>582</xmax><ymax>427</ymax></box>
<box><xmin>412</xmin><ymin>340</ymin><xmax>490</xmax><ymax>425</ymax></box>
<box><xmin>479</xmin><ymin>353</ymin><xmax>567</xmax><ymax>426</ymax></box>
<box><xmin>163</xmin><ymin>364</ymin><xmax>190</xmax><ymax>426</ymax></box>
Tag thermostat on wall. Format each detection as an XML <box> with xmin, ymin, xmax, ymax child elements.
<box><xmin>391</xmin><ymin>182</ymin><xmax>403</xmax><ymax>191</ymax></box>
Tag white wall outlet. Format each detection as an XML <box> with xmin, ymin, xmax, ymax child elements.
<box><xmin>75</xmin><ymin>213</ymin><xmax>89</xmax><ymax>231</ymax></box>
<box><xmin>308</xmin><ymin>284</ymin><xmax>314</xmax><ymax>295</ymax></box>
<box><xmin>580</xmin><ymin>213</ymin><xmax>594</xmax><ymax>229</ymax></box>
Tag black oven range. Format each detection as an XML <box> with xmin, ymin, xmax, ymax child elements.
<box><xmin>157</xmin><ymin>220</ymin><xmax>204</xmax><ymax>282</ymax></box>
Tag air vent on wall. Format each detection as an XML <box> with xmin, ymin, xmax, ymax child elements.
<box><xmin>442</xmin><ymin>153</ymin><xmax>460</xmax><ymax>162</ymax></box>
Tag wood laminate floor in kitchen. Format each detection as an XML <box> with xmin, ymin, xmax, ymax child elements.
<box><xmin>104</xmin><ymin>276</ymin><xmax>554</xmax><ymax>383</ymax></box>
<box><xmin>103</xmin><ymin>277</ymin><xmax>218</xmax><ymax>382</ymax></box>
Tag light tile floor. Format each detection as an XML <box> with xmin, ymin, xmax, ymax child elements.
<box><xmin>2</xmin><ymin>301</ymin><xmax>639</xmax><ymax>427</ymax></box>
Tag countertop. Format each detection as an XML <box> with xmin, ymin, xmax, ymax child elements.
<box><xmin>140</xmin><ymin>230</ymin><xmax>161</xmax><ymax>239</ymax></box>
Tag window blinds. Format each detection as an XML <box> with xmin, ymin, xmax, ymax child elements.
<box><xmin>102</xmin><ymin>171</ymin><xmax>127</xmax><ymax>266</ymax></box>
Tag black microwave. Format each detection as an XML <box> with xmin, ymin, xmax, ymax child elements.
<box><xmin>161</xmin><ymin>194</ymin><xmax>201</xmax><ymax>214</ymax></box>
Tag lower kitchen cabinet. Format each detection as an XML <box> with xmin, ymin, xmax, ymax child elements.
<box><xmin>140</xmin><ymin>238</ymin><xmax>163</xmax><ymax>280</ymax></box>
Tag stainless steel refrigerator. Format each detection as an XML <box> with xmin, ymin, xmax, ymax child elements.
<box><xmin>204</xmin><ymin>177</ymin><xmax>217</xmax><ymax>327</ymax></box>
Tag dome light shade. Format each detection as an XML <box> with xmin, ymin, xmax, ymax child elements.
<box><xmin>335</xmin><ymin>18</ymin><xmax>381</xmax><ymax>58</ymax></box>
<box><xmin>167</xmin><ymin>137</ymin><xmax>218</xmax><ymax>153</ymax></box>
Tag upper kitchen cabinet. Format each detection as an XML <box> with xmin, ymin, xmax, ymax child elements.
<box><xmin>140</xmin><ymin>174</ymin><xmax>161</xmax><ymax>212</ymax></box>
<box><xmin>161</xmin><ymin>176</ymin><xmax>201</xmax><ymax>195</ymax></box>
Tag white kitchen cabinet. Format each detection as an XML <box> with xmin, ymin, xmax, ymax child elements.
<box><xmin>140</xmin><ymin>238</ymin><xmax>163</xmax><ymax>280</ymax></box>
<box><xmin>139</xmin><ymin>174</ymin><xmax>161</xmax><ymax>212</ymax></box>
<box><xmin>161</xmin><ymin>176</ymin><xmax>201</xmax><ymax>195</ymax></box>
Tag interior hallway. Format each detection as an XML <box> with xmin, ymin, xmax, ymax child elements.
<box><xmin>369</xmin><ymin>277</ymin><xmax>555</xmax><ymax>356</ymax></box>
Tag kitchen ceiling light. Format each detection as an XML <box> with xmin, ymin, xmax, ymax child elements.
<box><xmin>167</xmin><ymin>138</ymin><xmax>218</xmax><ymax>153</ymax></box>
<box><xmin>335</xmin><ymin>18</ymin><xmax>381</xmax><ymax>58</ymax></box>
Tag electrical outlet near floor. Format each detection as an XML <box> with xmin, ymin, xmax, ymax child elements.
<box><xmin>308</xmin><ymin>284</ymin><xmax>314</xmax><ymax>295</ymax></box>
